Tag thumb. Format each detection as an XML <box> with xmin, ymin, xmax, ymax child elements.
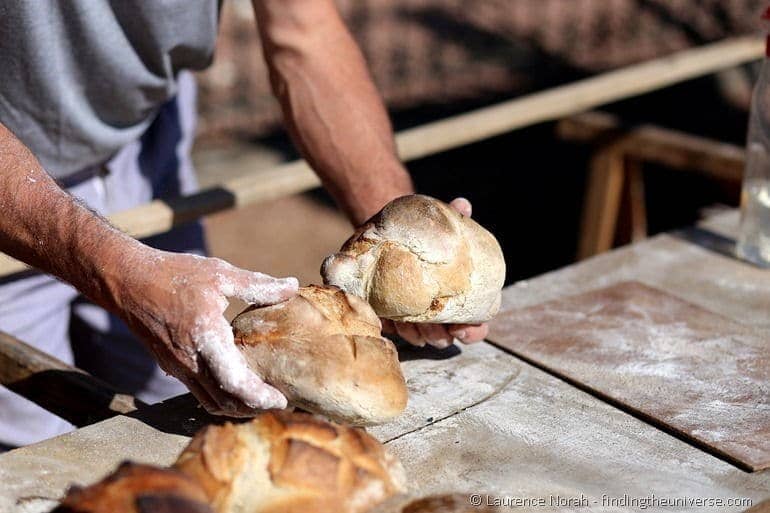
<box><xmin>449</xmin><ymin>197</ymin><xmax>472</xmax><ymax>217</ymax></box>
<box><xmin>193</xmin><ymin>316</ymin><xmax>287</xmax><ymax>409</ymax></box>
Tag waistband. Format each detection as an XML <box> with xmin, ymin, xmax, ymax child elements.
<box><xmin>54</xmin><ymin>163</ymin><xmax>110</xmax><ymax>190</ymax></box>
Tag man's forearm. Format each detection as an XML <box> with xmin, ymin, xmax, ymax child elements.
<box><xmin>0</xmin><ymin>123</ymin><xmax>300</xmax><ymax>413</ymax></box>
<box><xmin>0</xmin><ymin>123</ymin><xmax>138</xmax><ymax>310</ymax></box>
<box><xmin>253</xmin><ymin>0</ymin><xmax>413</xmax><ymax>225</ymax></box>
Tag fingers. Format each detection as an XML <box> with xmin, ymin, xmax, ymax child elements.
<box><xmin>235</xmin><ymin>271</ymin><xmax>298</xmax><ymax>306</ymax></box>
<box><xmin>391</xmin><ymin>321</ymin><xmax>455</xmax><ymax>349</ymax></box>
<box><xmin>449</xmin><ymin>197</ymin><xmax>472</xmax><ymax>217</ymax></box>
<box><xmin>161</xmin><ymin>357</ymin><xmax>251</xmax><ymax>417</ymax></box>
<box><xmin>178</xmin><ymin>373</ymin><xmax>229</xmax><ymax>415</ymax></box>
<box><xmin>213</xmin><ymin>260</ymin><xmax>299</xmax><ymax>306</ymax></box>
<box><xmin>449</xmin><ymin>323</ymin><xmax>488</xmax><ymax>344</ymax></box>
<box><xmin>416</xmin><ymin>323</ymin><xmax>453</xmax><ymax>349</ymax></box>
<box><xmin>175</xmin><ymin>346</ymin><xmax>273</xmax><ymax>418</ymax></box>
<box><xmin>394</xmin><ymin>322</ymin><xmax>425</xmax><ymax>347</ymax></box>
<box><xmin>389</xmin><ymin>320</ymin><xmax>488</xmax><ymax>348</ymax></box>
<box><xmin>192</xmin><ymin>316</ymin><xmax>287</xmax><ymax>411</ymax></box>
<box><xmin>187</xmin><ymin>366</ymin><xmax>267</xmax><ymax>418</ymax></box>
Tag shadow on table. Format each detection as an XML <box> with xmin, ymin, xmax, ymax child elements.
<box><xmin>2</xmin><ymin>338</ymin><xmax>465</xmax><ymax>441</ymax></box>
<box><xmin>672</xmin><ymin>226</ymin><xmax>737</xmax><ymax>262</ymax></box>
<box><xmin>391</xmin><ymin>337</ymin><xmax>462</xmax><ymax>362</ymax></box>
<box><xmin>128</xmin><ymin>340</ymin><xmax>465</xmax><ymax>437</ymax></box>
<box><xmin>126</xmin><ymin>394</ymin><xmax>232</xmax><ymax>437</ymax></box>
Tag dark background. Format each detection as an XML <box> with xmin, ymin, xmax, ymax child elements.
<box><xmin>197</xmin><ymin>0</ymin><xmax>765</xmax><ymax>285</ymax></box>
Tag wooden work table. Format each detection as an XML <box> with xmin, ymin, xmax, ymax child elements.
<box><xmin>1</xmin><ymin>211</ymin><xmax>768</xmax><ymax>513</ymax></box>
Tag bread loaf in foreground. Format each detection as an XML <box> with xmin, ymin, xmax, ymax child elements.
<box><xmin>53</xmin><ymin>462</ymin><xmax>213</xmax><ymax>513</ymax></box>
<box><xmin>174</xmin><ymin>411</ymin><xmax>407</xmax><ymax>513</ymax></box>
<box><xmin>321</xmin><ymin>195</ymin><xmax>505</xmax><ymax>323</ymax></box>
<box><xmin>232</xmin><ymin>285</ymin><xmax>407</xmax><ymax>425</ymax></box>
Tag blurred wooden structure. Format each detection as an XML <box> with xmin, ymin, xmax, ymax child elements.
<box><xmin>557</xmin><ymin>111</ymin><xmax>747</xmax><ymax>259</ymax></box>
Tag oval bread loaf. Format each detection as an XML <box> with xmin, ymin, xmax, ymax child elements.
<box><xmin>232</xmin><ymin>285</ymin><xmax>408</xmax><ymax>425</ymax></box>
<box><xmin>321</xmin><ymin>195</ymin><xmax>505</xmax><ymax>323</ymax></box>
<box><xmin>174</xmin><ymin>411</ymin><xmax>407</xmax><ymax>513</ymax></box>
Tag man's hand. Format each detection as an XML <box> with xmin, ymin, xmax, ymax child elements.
<box><xmin>0</xmin><ymin>121</ymin><xmax>299</xmax><ymax>417</ymax></box>
<box><xmin>381</xmin><ymin>198</ymin><xmax>490</xmax><ymax>349</ymax></box>
<box><xmin>114</xmin><ymin>250</ymin><xmax>299</xmax><ymax>416</ymax></box>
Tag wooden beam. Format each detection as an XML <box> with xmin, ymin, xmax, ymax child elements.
<box><xmin>0</xmin><ymin>330</ymin><xmax>144</xmax><ymax>427</ymax></box>
<box><xmin>0</xmin><ymin>36</ymin><xmax>761</xmax><ymax>278</ymax></box>
<box><xmin>557</xmin><ymin>111</ymin><xmax>746</xmax><ymax>182</ymax></box>
<box><xmin>0</xmin><ymin>162</ymin><xmax>322</xmax><ymax>276</ymax></box>
<box><xmin>577</xmin><ymin>147</ymin><xmax>627</xmax><ymax>260</ymax></box>
<box><xmin>396</xmin><ymin>36</ymin><xmax>761</xmax><ymax>161</ymax></box>
<box><xmin>624</xmin><ymin>159</ymin><xmax>649</xmax><ymax>244</ymax></box>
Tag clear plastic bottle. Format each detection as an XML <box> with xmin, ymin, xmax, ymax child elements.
<box><xmin>737</xmin><ymin>15</ymin><xmax>770</xmax><ymax>267</ymax></box>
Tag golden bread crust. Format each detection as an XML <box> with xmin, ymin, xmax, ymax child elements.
<box><xmin>54</xmin><ymin>462</ymin><xmax>212</xmax><ymax>513</ymax></box>
<box><xmin>232</xmin><ymin>286</ymin><xmax>407</xmax><ymax>425</ymax></box>
<box><xmin>174</xmin><ymin>411</ymin><xmax>406</xmax><ymax>513</ymax></box>
<box><xmin>322</xmin><ymin>195</ymin><xmax>504</xmax><ymax>323</ymax></box>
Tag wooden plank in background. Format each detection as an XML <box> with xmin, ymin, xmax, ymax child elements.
<box><xmin>577</xmin><ymin>147</ymin><xmax>626</xmax><ymax>259</ymax></box>
<box><xmin>487</xmin><ymin>281</ymin><xmax>770</xmax><ymax>472</ymax></box>
<box><xmin>396</xmin><ymin>36</ymin><xmax>763</xmax><ymax>161</ymax></box>
<box><xmin>0</xmin><ymin>331</ymin><xmax>143</xmax><ymax>427</ymax></box>
<box><xmin>557</xmin><ymin>111</ymin><xmax>746</xmax><ymax>182</ymax></box>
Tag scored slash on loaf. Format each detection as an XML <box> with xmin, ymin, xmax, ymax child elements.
<box><xmin>232</xmin><ymin>285</ymin><xmax>408</xmax><ymax>426</ymax></box>
<box><xmin>321</xmin><ymin>195</ymin><xmax>505</xmax><ymax>324</ymax></box>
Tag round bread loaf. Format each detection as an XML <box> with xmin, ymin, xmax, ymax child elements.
<box><xmin>53</xmin><ymin>462</ymin><xmax>213</xmax><ymax>513</ymax></box>
<box><xmin>321</xmin><ymin>195</ymin><xmax>505</xmax><ymax>323</ymax></box>
<box><xmin>174</xmin><ymin>411</ymin><xmax>407</xmax><ymax>513</ymax></box>
<box><xmin>232</xmin><ymin>285</ymin><xmax>408</xmax><ymax>425</ymax></box>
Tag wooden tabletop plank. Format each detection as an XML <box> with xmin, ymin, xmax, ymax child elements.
<box><xmin>4</xmin><ymin>338</ymin><xmax>768</xmax><ymax>512</ymax></box>
<box><xmin>387</xmin><ymin>354</ymin><xmax>770</xmax><ymax>513</ymax></box>
<box><xmin>487</xmin><ymin>281</ymin><xmax>770</xmax><ymax>471</ymax></box>
<box><xmin>370</xmin><ymin>342</ymin><xmax>519</xmax><ymax>442</ymax></box>
<box><xmin>499</xmin><ymin>232</ymin><xmax>770</xmax><ymax>331</ymax></box>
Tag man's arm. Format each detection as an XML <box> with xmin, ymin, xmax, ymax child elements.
<box><xmin>0</xmin><ymin>122</ymin><xmax>297</xmax><ymax>415</ymax></box>
<box><xmin>252</xmin><ymin>0</ymin><xmax>413</xmax><ymax>225</ymax></box>
<box><xmin>252</xmin><ymin>1</ymin><xmax>488</xmax><ymax>346</ymax></box>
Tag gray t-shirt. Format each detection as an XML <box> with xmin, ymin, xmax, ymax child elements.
<box><xmin>0</xmin><ymin>1</ymin><xmax>219</xmax><ymax>179</ymax></box>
